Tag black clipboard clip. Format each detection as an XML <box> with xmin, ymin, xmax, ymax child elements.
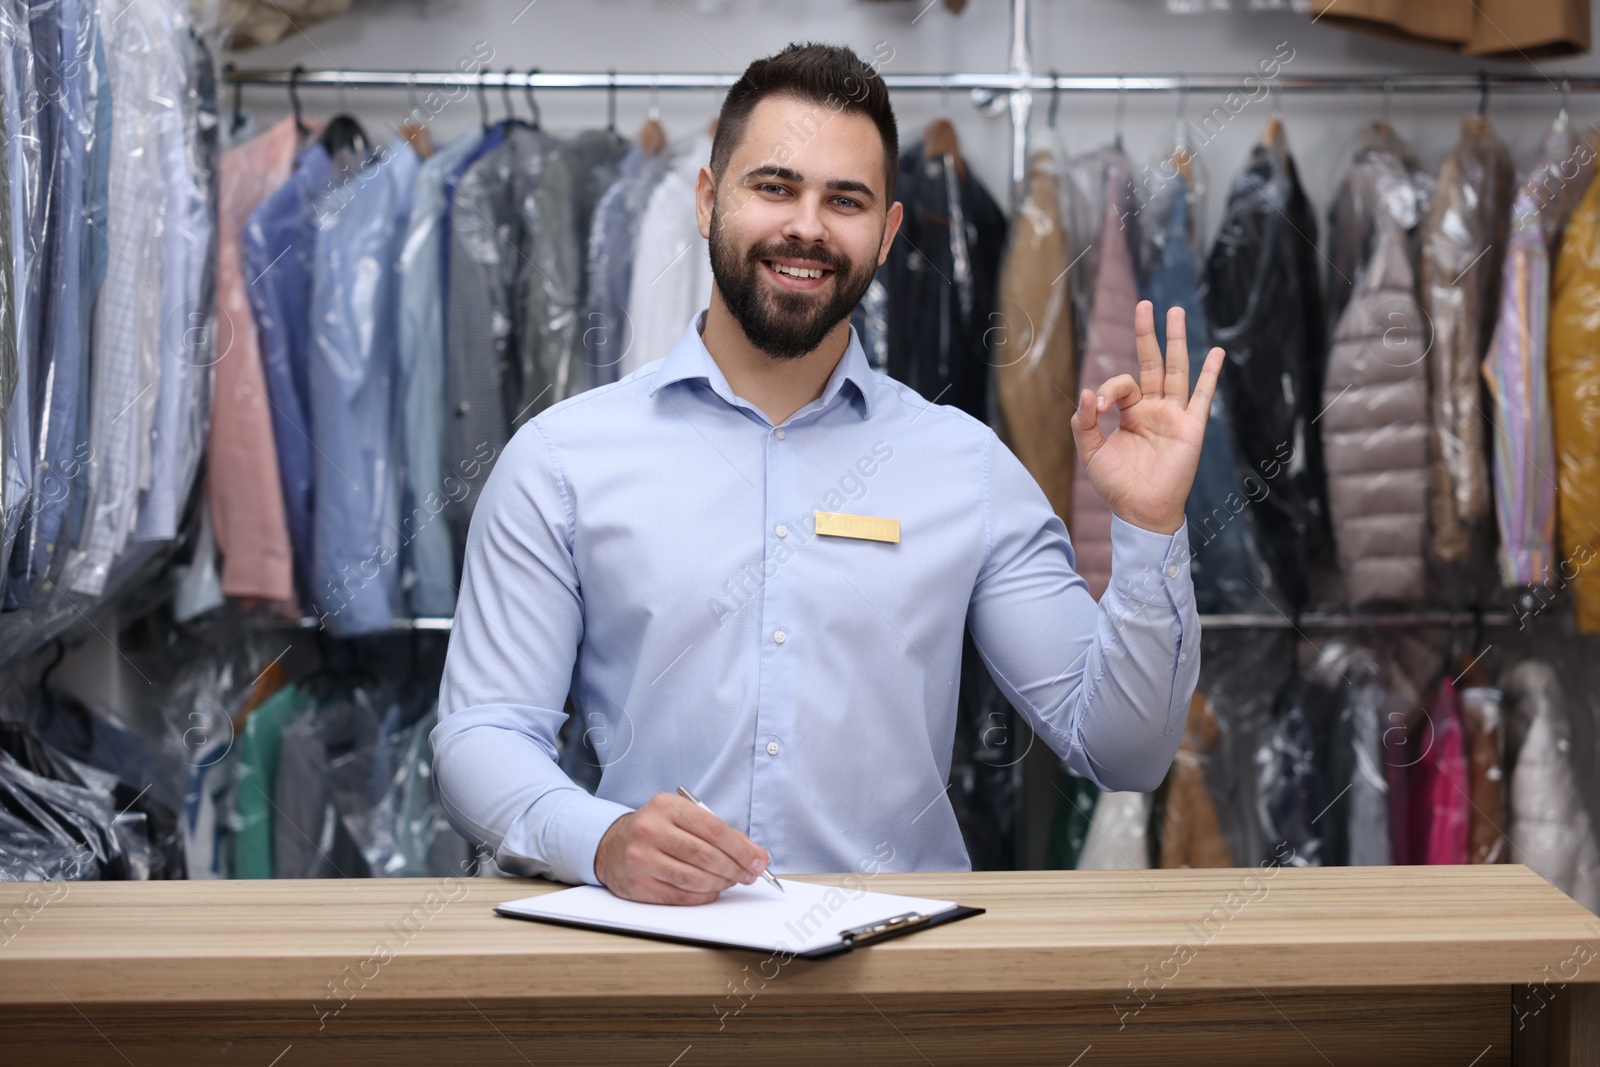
<box><xmin>839</xmin><ymin>911</ymin><xmax>932</xmax><ymax>946</ymax></box>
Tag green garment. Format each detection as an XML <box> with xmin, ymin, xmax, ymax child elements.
<box><xmin>1048</xmin><ymin>766</ymin><xmax>1102</xmax><ymax>870</ymax></box>
<box><xmin>232</xmin><ymin>684</ymin><xmax>311</xmax><ymax>879</ymax></box>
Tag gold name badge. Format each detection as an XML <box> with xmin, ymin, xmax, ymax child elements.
<box><xmin>814</xmin><ymin>511</ymin><xmax>901</xmax><ymax>543</ymax></box>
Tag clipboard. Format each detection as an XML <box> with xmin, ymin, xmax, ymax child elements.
<box><xmin>495</xmin><ymin>879</ymin><xmax>985</xmax><ymax>960</ymax></box>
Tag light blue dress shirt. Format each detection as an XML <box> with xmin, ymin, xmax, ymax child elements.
<box><xmin>396</xmin><ymin>127</ymin><xmax>483</xmax><ymax>619</ymax></box>
<box><xmin>309</xmin><ymin>139</ymin><xmax>418</xmax><ymax>636</ymax></box>
<box><xmin>432</xmin><ymin>312</ymin><xmax>1200</xmax><ymax>887</ymax></box>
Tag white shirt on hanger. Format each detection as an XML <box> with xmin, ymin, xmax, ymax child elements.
<box><xmin>621</xmin><ymin>133</ymin><xmax>715</xmax><ymax>376</ymax></box>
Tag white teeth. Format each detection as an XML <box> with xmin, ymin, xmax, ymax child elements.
<box><xmin>772</xmin><ymin>263</ymin><xmax>824</xmax><ymax>279</ymax></box>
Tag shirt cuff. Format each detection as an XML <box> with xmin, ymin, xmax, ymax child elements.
<box><xmin>502</xmin><ymin>789</ymin><xmax>635</xmax><ymax>888</ymax></box>
<box><xmin>1107</xmin><ymin>515</ymin><xmax>1196</xmax><ymax>612</ymax></box>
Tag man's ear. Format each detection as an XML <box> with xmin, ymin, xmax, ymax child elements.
<box><xmin>695</xmin><ymin>166</ymin><xmax>716</xmax><ymax>240</ymax></box>
<box><xmin>877</xmin><ymin>200</ymin><xmax>904</xmax><ymax>266</ymax></box>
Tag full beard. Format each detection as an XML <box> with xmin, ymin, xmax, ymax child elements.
<box><xmin>708</xmin><ymin>204</ymin><xmax>876</xmax><ymax>361</ymax></box>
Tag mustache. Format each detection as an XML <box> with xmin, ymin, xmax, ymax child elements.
<box><xmin>747</xmin><ymin>242</ymin><xmax>849</xmax><ymax>273</ymax></box>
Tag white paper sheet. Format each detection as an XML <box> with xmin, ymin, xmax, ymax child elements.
<box><xmin>497</xmin><ymin>878</ymin><xmax>963</xmax><ymax>954</ymax></box>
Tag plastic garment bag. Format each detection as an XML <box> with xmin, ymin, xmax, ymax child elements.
<box><xmin>1142</xmin><ymin>169</ymin><xmax>1275</xmax><ymax>613</ymax></box>
<box><xmin>273</xmin><ymin>689</ymin><xmax>378</xmax><ymax>879</ymax></box>
<box><xmin>1460</xmin><ymin>685</ymin><xmax>1507</xmax><ymax>864</ymax></box>
<box><xmin>0</xmin><ymin>0</ymin><xmax>37</xmax><ymax>583</ymax></box>
<box><xmin>520</xmin><ymin>129</ymin><xmax>627</xmax><ymax>418</ymax></box>
<box><xmin>1419</xmin><ymin>114</ymin><xmax>1514</xmax><ymax>569</ymax></box>
<box><xmin>1076</xmin><ymin>791</ymin><xmax>1152</xmax><ymax>870</ymax></box>
<box><xmin>1301</xmin><ymin>638</ymin><xmax>1391</xmax><ymax>866</ymax></box>
<box><xmin>1503</xmin><ymin>661</ymin><xmax>1600</xmax><ymax>911</ymax></box>
<box><xmin>396</xmin><ymin>127</ymin><xmax>483</xmax><ymax>619</ymax></box>
<box><xmin>1255</xmin><ymin>672</ymin><xmax>1321</xmax><ymax>866</ymax></box>
<box><xmin>994</xmin><ymin>143</ymin><xmax>1075</xmax><ymax>527</ymax></box>
<box><xmin>1048</xmin><ymin>767</ymin><xmax>1099</xmax><ymax>869</ymax></box>
<box><xmin>366</xmin><ymin>704</ymin><xmax>472</xmax><ymax>877</ymax></box>
<box><xmin>1548</xmin><ymin>166</ymin><xmax>1600</xmax><ymax>632</ymax></box>
<box><xmin>1483</xmin><ymin>116</ymin><xmax>1595</xmax><ymax>588</ymax></box>
<box><xmin>1069</xmin><ymin>149</ymin><xmax>1139</xmax><ymax>600</ymax></box>
<box><xmin>1410</xmin><ymin>676</ymin><xmax>1470</xmax><ymax>865</ymax></box>
<box><xmin>308</xmin><ymin>139</ymin><xmax>418</xmax><ymax>635</ymax></box>
<box><xmin>1158</xmin><ymin>691</ymin><xmax>1233</xmax><ymax>868</ymax></box>
<box><xmin>880</xmin><ymin>140</ymin><xmax>1006</xmax><ymax>424</ymax></box>
<box><xmin>1321</xmin><ymin>163</ymin><xmax>1430</xmax><ymax>606</ymax></box>
<box><xmin>581</xmin><ymin>144</ymin><xmax>670</xmax><ymax>391</ymax></box>
<box><xmin>1203</xmin><ymin>133</ymin><xmax>1329</xmax><ymax>609</ymax></box>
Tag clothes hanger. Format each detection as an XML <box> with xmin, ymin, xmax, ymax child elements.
<box><xmin>477</xmin><ymin>71</ymin><xmax>492</xmax><ymax>131</ymax></box>
<box><xmin>1172</xmin><ymin>77</ymin><xmax>1194</xmax><ymax>185</ymax></box>
<box><xmin>1378</xmin><ymin>77</ymin><xmax>1393</xmax><ymax>135</ymax></box>
<box><xmin>1262</xmin><ymin>82</ymin><xmax>1284</xmax><ymax>148</ymax></box>
<box><xmin>637</xmin><ymin>75</ymin><xmax>667</xmax><ymax>155</ymax></box>
<box><xmin>223</xmin><ymin>62</ymin><xmax>247</xmax><ymax>138</ymax></box>
<box><xmin>923</xmin><ymin>77</ymin><xmax>965</xmax><ymax>179</ymax></box>
<box><xmin>502</xmin><ymin>66</ymin><xmax>518</xmax><ymax>126</ymax></box>
<box><xmin>1113</xmin><ymin>76</ymin><xmax>1126</xmax><ymax>152</ymax></box>
<box><xmin>396</xmin><ymin>74</ymin><xmax>435</xmax><ymax>159</ymax></box>
<box><xmin>606</xmin><ymin>67</ymin><xmax>617</xmax><ymax>134</ymax></box>
<box><xmin>1048</xmin><ymin>69</ymin><xmax>1060</xmax><ymax>129</ymax></box>
<box><xmin>289</xmin><ymin>64</ymin><xmax>310</xmax><ymax>141</ymax></box>
<box><xmin>524</xmin><ymin>66</ymin><xmax>542</xmax><ymax>130</ymax></box>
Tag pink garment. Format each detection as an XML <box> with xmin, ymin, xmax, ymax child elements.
<box><xmin>208</xmin><ymin>118</ymin><xmax>308</xmax><ymax>604</ymax></box>
<box><xmin>1069</xmin><ymin>157</ymin><xmax>1141</xmax><ymax>599</ymax></box>
<box><xmin>1410</xmin><ymin>677</ymin><xmax>1470</xmax><ymax>865</ymax></box>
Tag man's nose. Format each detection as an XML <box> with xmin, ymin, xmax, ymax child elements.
<box><xmin>781</xmin><ymin>194</ymin><xmax>828</xmax><ymax>245</ymax></box>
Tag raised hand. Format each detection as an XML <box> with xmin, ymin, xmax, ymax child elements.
<box><xmin>1071</xmin><ymin>300</ymin><xmax>1224</xmax><ymax>536</ymax></box>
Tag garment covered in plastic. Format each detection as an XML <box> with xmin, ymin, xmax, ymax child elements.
<box><xmin>1256</xmin><ymin>672</ymin><xmax>1322</xmax><ymax>866</ymax></box>
<box><xmin>582</xmin><ymin>143</ymin><xmax>669</xmax><ymax>391</ymax></box>
<box><xmin>1460</xmin><ymin>684</ymin><xmax>1507</xmax><ymax>864</ymax></box>
<box><xmin>308</xmin><ymin>139</ymin><xmax>418</xmax><ymax>635</ymax></box>
<box><xmin>1483</xmin><ymin>116</ymin><xmax>1595</xmax><ymax>588</ymax></box>
<box><xmin>397</xmin><ymin>127</ymin><xmax>483</xmax><ymax>619</ymax></box>
<box><xmin>621</xmin><ymin>133</ymin><xmax>712</xmax><ymax>376</ymax></box>
<box><xmin>1158</xmin><ymin>691</ymin><xmax>1232</xmax><ymax>867</ymax></box>
<box><xmin>879</xmin><ymin>138</ymin><xmax>1006</xmax><ymax>423</ymax></box>
<box><xmin>1548</xmin><ymin>164</ymin><xmax>1600</xmax><ymax>632</ymax></box>
<box><xmin>1203</xmin><ymin>132</ymin><xmax>1329</xmax><ymax>609</ymax></box>
<box><xmin>1419</xmin><ymin>114</ymin><xmax>1513</xmax><ymax>568</ymax></box>
<box><xmin>1410</xmin><ymin>676</ymin><xmax>1470</xmax><ymax>865</ymax></box>
<box><xmin>1076</xmin><ymin>790</ymin><xmax>1152</xmax><ymax>870</ymax></box>
<box><xmin>1070</xmin><ymin>149</ymin><xmax>1139</xmax><ymax>600</ymax></box>
<box><xmin>273</xmin><ymin>687</ymin><xmax>378</xmax><ymax>878</ymax></box>
<box><xmin>1142</xmin><ymin>168</ymin><xmax>1274</xmax><ymax>612</ymax></box>
<box><xmin>1321</xmin><ymin>145</ymin><xmax>1430</xmax><ymax>606</ymax></box>
<box><xmin>995</xmin><ymin>145</ymin><xmax>1075</xmax><ymax>526</ymax></box>
<box><xmin>1503</xmin><ymin>661</ymin><xmax>1600</xmax><ymax>911</ymax></box>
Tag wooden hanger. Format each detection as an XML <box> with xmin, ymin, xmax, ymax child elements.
<box><xmin>1172</xmin><ymin>146</ymin><xmax>1194</xmax><ymax>185</ymax></box>
<box><xmin>923</xmin><ymin>117</ymin><xmax>966</xmax><ymax>179</ymax></box>
<box><xmin>397</xmin><ymin>119</ymin><xmax>434</xmax><ymax>160</ymax></box>
<box><xmin>637</xmin><ymin>117</ymin><xmax>667</xmax><ymax>155</ymax></box>
<box><xmin>1262</xmin><ymin>115</ymin><xmax>1284</xmax><ymax>148</ymax></box>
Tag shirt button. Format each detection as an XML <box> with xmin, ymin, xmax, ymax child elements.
<box><xmin>772</xmin><ymin>629</ymin><xmax>786</xmax><ymax>644</ymax></box>
<box><xmin>456</xmin><ymin>401</ymin><xmax>471</xmax><ymax>415</ymax></box>
<box><xmin>1179</xmin><ymin>652</ymin><xmax>1188</xmax><ymax>663</ymax></box>
<box><xmin>1166</xmin><ymin>565</ymin><xmax>1180</xmax><ymax>579</ymax></box>
<box><xmin>767</xmin><ymin>740</ymin><xmax>780</xmax><ymax>756</ymax></box>
<box><xmin>774</xmin><ymin>428</ymin><xmax>786</xmax><ymax>440</ymax></box>
<box><xmin>775</xmin><ymin>524</ymin><xmax>787</xmax><ymax>538</ymax></box>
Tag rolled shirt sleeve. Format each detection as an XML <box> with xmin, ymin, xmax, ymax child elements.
<box><xmin>967</xmin><ymin>433</ymin><xmax>1200</xmax><ymax>793</ymax></box>
<box><xmin>430</xmin><ymin>422</ymin><xmax>632</xmax><ymax>886</ymax></box>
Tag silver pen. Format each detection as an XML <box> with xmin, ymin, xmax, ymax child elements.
<box><xmin>676</xmin><ymin>784</ymin><xmax>784</xmax><ymax>893</ymax></box>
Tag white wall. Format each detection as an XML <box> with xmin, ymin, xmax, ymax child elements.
<box><xmin>228</xmin><ymin>0</ymin><xmax>1600</xmax><ymax>245</ymax></box>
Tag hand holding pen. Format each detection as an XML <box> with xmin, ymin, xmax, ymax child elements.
<box><xmin>593</xmin><ymin>787</ymin><xmax>781</xmax><ymax>905</ymax></box>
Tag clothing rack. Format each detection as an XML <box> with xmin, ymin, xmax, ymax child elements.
<box><xmin>226</xmin><ymin>1</ymin><xmax>1577</xmax><ymax>638</ymax></box>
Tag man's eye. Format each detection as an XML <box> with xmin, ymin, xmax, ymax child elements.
<box><xmin>832</xmin><ymin>197</ymin><xmax>862</xmax><ymax>209</ymax></box>
<box><xmin>758</xmin><ymin>183</ymin><xmax>788</xmax><ymax>195</ymax></box>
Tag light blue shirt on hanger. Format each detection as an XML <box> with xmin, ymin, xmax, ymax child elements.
<box><xmin>432</xmin><ymin>310</ymin><xmax>1200</xmax><ymax>887</ymax></box>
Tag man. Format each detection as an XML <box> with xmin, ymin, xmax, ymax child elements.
<box><xmin>432</xmin><ymin>43</ymin><xmax>1223</xmax><ymax>905</ymax></box>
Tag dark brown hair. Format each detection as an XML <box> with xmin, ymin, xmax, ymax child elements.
<box><xmin>710</xmin><ymin>42</ymin><xmax>899</xmax><ymax>205</ymax></box>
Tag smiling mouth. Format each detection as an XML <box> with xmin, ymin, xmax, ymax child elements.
<box><xmin>762</xmin><ymin>259</ymin><xmax>834</xmax><ymax>286</ymax></box>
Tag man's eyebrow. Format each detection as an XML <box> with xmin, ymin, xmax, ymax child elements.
<box><xmin>743</xmin><ymin>164</ymin><xmax>878</xmax><ymax>203</ymax></box>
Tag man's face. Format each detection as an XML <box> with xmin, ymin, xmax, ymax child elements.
<box><xmin>698</xmin><ymin>94</ymin><xmax>902</xmax><ymax>360</ymax></box>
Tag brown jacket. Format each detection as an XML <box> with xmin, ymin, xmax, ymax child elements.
<box><xmin>1419</xmin><ymin>115</ymin><xmax>1513</xmax><ymax>565</ymax></box>
<box><xmin>996</xmin><ymin>150</ymin><xmax>1075</xmax><ymax>527</ymax></box>
<box><xmin>1159</xmin><ymin>692</ymin><xmax>1232</xmax><ymax>869</ymax></box>
<box><xmin>1308</xmin><ymin>0</ymin><xmax>1588</xmax><ymax>58</ymax></box>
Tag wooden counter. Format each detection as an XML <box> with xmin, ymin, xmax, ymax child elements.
<box><xmin>1</xmin><ymin>865</ymin><xmax>1596</xmax><ymax>1065</ymax></box>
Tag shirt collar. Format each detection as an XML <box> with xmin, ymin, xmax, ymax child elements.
<box><xmin>647</xmin><ymin>310</ymin><xmax>876</xmax><ymax>422</ymax></box>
